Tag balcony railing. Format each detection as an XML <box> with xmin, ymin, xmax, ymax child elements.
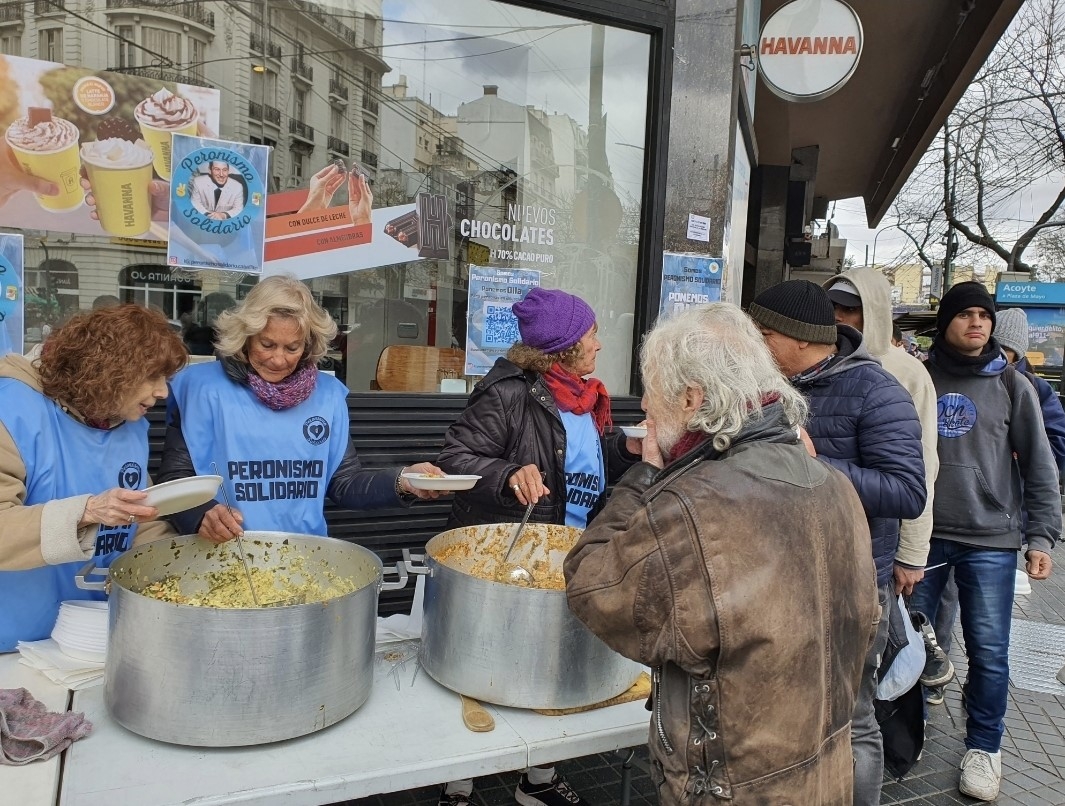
<box><xmin>250</xmin><ymin>32</ymin><xmax>282</xmax><ymax>60</ymax></box>
<box><xmin>292</xmin><ymin>0</ymin><xmax>358</xmax><ymax>49</ymax></box>
<box><xmin>360</xmin><ymin>149</ymin><xmax>378</xmax><ymax>168</ymax></box>
<box><xmin>289</xmin><ymin>119</ymin><xmax>315</xmax><ymax>143</ymax></box>
<box><xmin>291</xmin><ymin>58</ymin><xmax>313</xmax><ymax>83</ymax></box>
<box><xmin>111</xmin><ymin>66</ymin><xmax>213</xmax><ymax>88</ymax></box>
<box><xmin>327</xmin><ymin>136</ymin><xmax>349</xmax><ymax>157</ymax></box>
<box><xmin>35</xmin><ymin>0</ymin><xmax>61</xmax><ymax>13</ymax></box>
<box><xmin>248</xmin><ymin>101</ymin><xmax>281</xmax><ymax>126</ymax></box>
<box><xmin>362</xmin><ymin>97</ymin><xmax>379</xmax><ymax>116</ymax></box>
<box><xmin>105</xmin><ymin>0</ymin><xmax>214</xmax><ymax>28</ymax></box>
<box><xmin>328</xmin><ymin>79</ymin><xmax>349</xmax><ymax>101</ymax></box>
<box><xmin>0</xmin><ymin>2</ymin><xmax>23</xmax><ymax>22</ymax></box>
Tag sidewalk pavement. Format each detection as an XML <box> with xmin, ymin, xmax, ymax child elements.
<box><xmin>343</xmin><ymin>559</ymin><xmax>1065</xmax><ymax>806</ymax></box>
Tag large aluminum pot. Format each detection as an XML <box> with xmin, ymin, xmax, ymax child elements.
<box><xmin>77</xmin><ymin>532</ymin><xmax>406</xmax><ymax>747</ymax></box>
<box><xmin>406</xmin><ymin>524</ymin><xmax>642</xmax><ymax>710</ymax></box>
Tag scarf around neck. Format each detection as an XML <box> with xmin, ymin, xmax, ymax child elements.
<box><xmin>931</xmin><ymin>336</ymin><xmax>1007</xmax><ymax>376</ymax></box>
<box><xmin>541</xmin><ymin>362</ymin><xmax>612</xmax><ymax>435</ymax></box>
<box><xmin>241</xmin><ymin>361</ymin><xmax>319</xmax><ymax>410</ymax></box>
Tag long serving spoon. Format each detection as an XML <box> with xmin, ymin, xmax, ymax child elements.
<box><xmin>499</xmin><ymin>500</ymin><xmax>535</xmax><ymax>584</ymax></box>
<box><xmin>209</xmin><ymin>462</ymin><xmax>260</xmax><ymax>607</ymax></box>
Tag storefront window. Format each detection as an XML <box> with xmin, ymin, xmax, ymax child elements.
<box><xmin>0</xmin><ymin>0</ymin><xmax>650</xmax><ymax>396</ymax></box>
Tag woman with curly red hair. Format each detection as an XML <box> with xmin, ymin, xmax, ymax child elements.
<box><xmin>0</xmin><ymin>303</ymin><xmax>187</xmax><ymax>651</ymax></box>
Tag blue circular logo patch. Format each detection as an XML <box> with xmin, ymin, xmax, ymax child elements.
<box><xmin>118</xmin><ymin>461</ymin><xmax>143</xmax><ymax>489</ymax></box>
<box><xmin>937</xmin><ymin>393</ymin><xmax>977</xmax><ymax>438</ymax></box>
<box><xmin>303</xmin><ymin>416</ymin><xmax>330</xmax><ymax>445</ymax></box>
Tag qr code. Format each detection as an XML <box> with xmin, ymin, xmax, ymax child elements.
<box><xmin>482</xmin><ymin>303</ymin><xmax>519</xmax><ymax>348</ymax></box>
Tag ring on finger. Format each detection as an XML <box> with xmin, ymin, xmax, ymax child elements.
<box><xmin>127</xmin><ymin>513</ymin><xmax>135</xmax><ymax>524</ymax></box>
<box><xmin>512</xmin><ymin>484</ymin><xmax>521</xmax><ymax>492</ymax></box>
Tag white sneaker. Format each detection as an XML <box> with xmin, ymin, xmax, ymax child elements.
<box><xmin>959</xmin><ymin>749</ymin><xmax>1002</xmax><ymax>801</ymax></box>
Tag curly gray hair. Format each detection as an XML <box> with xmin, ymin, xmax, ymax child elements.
<box><xmin>640</xmin><ymin>303</ymin><xmax>808</xmax><ymax>452</ymax></box>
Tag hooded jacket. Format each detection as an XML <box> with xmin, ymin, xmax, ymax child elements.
<box><xmin>794</xmin><ymin>327</ymin><xmax>927</xmax><ymax>587</ymax></box>
<box><xmin>566</xmin><ymin>405</ymin><xmax>880</xmax><ymax>804</ymax></box>
<box><xmin>824</xmin><ymin>268</ymin><xmax>939</xmax><ymax>569</ymax></box>
<box><xmin>925</xmin><ymin>339</ymin><xmax>1061</xmax><ymax>555</ymax></box>
<box><xmin>0</xmin><ymin>354</ymin><xmax>174</xmax><ymax>572</ymax></box>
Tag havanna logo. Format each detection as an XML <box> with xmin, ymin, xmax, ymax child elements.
<box><xmin>303</xmin><ymin>416</ymin><xmax>329</xmax><ymax>445</ymax></box>
<box><xmin>117</xmin><ymin>461</ymin><xmax>143</xmax><ymax>489</ymax></box>
<box><xmin>937</xmin><ymin>393</ymin><xmax>977</xmax><ymax>439</ymax></box>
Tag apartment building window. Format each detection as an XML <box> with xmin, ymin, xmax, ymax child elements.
<box><xmin>293</xmin><ymin>88</ymin><xmax>307</xmax><ymax>122</ymax></box>
<box><xmin>39</xmin><ymin>28</ymin><xmax>62</xmax><ymax>62</ymax></box>
<box><xmin>330</xmin><ymin>108</ymin><xmax>346</xmax><ymax>139</ymax></box>
<box><xmin>115</xmin><ymin>26</ymin><xmax>135</xmax><ymax>68</ymax></box>
<box><xmin>142</xmin><ymin>26</ymin><xmax>181</xmax><ymax>66</ymax></box>
<box><xmin>189</xmin><ymin>37</ymin><xmax>207</xmax><ymax>81</ymax></box>
<box><xmin>363</xmin><ymin>14</ymin><xmax>379</xmax><ymax>46</ymax></box>
<box><xmin>364</xmin><ymin>122</ymin><xmax>375</xmax><ymax>146</ymax></box>
<box><xmin>289</xmin><ymin>149</ymin><xmax>305</xmax><ymax>185</ymax></box>
<box><xmin>251</xmin><ymin>70</ymin><xmax>278</xmax><ymax>107</ymax></box>
<box><xmin>0</xmin><ymin>33</ymin><xmax>20</xmax><ymax>56</ymax></box>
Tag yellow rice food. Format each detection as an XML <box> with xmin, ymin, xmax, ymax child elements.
<box><xmin>431</xmin><ymin>523</ymin><xmax>581</xmax><ymax>590</ymax></box>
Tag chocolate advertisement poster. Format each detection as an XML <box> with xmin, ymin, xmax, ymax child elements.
<box><xmin>167</xmin><ymin>134</ymin><xmax>269</xmax><ymax>273</ymax></box>
<box><xmin>0</xmin><ymin>232</ymin><xmax>23</xmax><ymax>357</ymax></box>
<box><xmin>263</xmin><ymin>158</ymin><xmax>452</xmax><ymax>280</ymax></box>
<box><xmin>0</xmin><ymin>55</ymin><xmax>220</xmax><ymax>240</ymax></box>
<box><xmin>465</xmin><ymin>266</ymin><xmax>541</xmax><ymax>376</ymax></box>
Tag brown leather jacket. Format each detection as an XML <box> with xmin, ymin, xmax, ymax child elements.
<box><xmin>565</xmin><ymin>408</ymin><xmax>880</xmax><ymax>805</ymax></box>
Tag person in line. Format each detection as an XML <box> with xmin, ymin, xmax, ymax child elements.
<box><xmin>747</xmin><ymin>279</ymin><xmax>926</xmax><ymax>806</ymax></box>
<box><xmin>190</xmin><ymin>161</ymin><xmax>245</xmax><ymax>221</ymax></box>
<box><xmin>565</xmin><ymin>302</ymin><xmax>879</xmax><ymax>804</ymax></box>
<box><xmin>909</xmin><ymin>282</ymin><xmax>1060</xmax><ymax>801</ymax></box>
<box><xmin>436</xmin><ymin>286</ymin><xmax>641</xmax><ymax>806</ymax></box>
<box><xmin>159</xmin><ymin>275</ymin><xmax>442</xmax><ymax>541</ymax></box>
<box><xmin>823</xmin><ymin>271</ymin><xmax>953</xmax><ymax>698</ymax></box>
<box><xmin>925</xmin><ymin>304</ymin><xmax>1065</xmax><ymax>705</ymax></box>
<box><xmin>0</xmin><ymin>305</ymin><xmax>187</xmax><ymax>650</ymax></box>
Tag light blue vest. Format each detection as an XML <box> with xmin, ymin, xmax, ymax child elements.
<box><xmin>0</xmin><ymin>379</ymin><xmax>148</xmax><ymax>651</ymax></box>
<box><xmin>168</xmin><ymin>362</ymin><xmax>349</xmax><ymax>535</ymax></box>
<box><xmin>560</xmin><ymin>410</ymin><xmax>604</xmax><ymax>528</ymax></box>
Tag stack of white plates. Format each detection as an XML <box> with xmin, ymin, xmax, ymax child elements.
<box><xmin>51</xmin><ymin>600</ymin><xmax>108</xmax><ymax>663</ymax></box>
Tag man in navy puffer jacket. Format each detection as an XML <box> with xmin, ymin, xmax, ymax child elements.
<box><xmin>749</xmin><ymin>279</ymin><xmax>926</xmax><ymax>806</ymax></box>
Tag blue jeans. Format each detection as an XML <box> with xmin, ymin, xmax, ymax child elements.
<box><xmin>909</xmin><ymin>539</ymin><xmax>1016</xmax><ymax>753</ymax></box>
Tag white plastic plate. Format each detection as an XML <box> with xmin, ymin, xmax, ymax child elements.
<box><xmin>143</xmin><ymin>475</ymin><xmax>223</xmax><ymax>517</ymax></box>
<box><xmin>401</xmin><ymin>473</ymin><xmax>481</xmax><ymax>491</ymax></box>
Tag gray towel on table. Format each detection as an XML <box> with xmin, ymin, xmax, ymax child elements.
<box><xmin>0</xmin><ymin>687</ymin><xmax>92</xmax><ymax>765</ymax></box>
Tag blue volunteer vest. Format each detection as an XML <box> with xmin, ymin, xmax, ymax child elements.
<box><xmin>560</xmin><ymin>410</ymin><xmax>604</xmax><ymax>528</ymax></box>
<box><xmin>167</xmin><ymin>362</ymin><xmax>349</xmax><ymax>535</ymax></box>
<box><xmin>0</xmin><ymin>379</ymin><xmax>148</xmax><ymax>651</ymax></box>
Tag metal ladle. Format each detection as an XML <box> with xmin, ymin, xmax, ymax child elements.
<box><xmin>210</xmin><ymin>462</ymin><xmax>260</xmax><ymax>607</ymax></box>
<box><xmin>499</xmin><ymin>500</ymin><xmax>535</xmax><ymax>584</ymax></box>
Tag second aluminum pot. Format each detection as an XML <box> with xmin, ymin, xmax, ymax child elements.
<box><xmin>406</xmin><ymin>524</ymin><xmax>643</xmax><ymax>710</ymax></box>
<box><xmin>78</xmin><ymin>531</ymin><xmax>407</xmax><ymax>747</ymax></box>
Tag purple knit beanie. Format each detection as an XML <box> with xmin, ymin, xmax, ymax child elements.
<box><xmin>512</xmin><ymin>287</ymin><xmax>596</xmax><ymax>353</ymax></box>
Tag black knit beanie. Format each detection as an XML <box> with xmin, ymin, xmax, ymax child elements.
<box><xmin>748</xmin><ymin>279</ymin><xmax>838</xmax><ymax>344</ymax></box>
<box><xmin>936</xmin><ymin>281</ymin><xmax>996</xmax><ymax>335</ymax></box>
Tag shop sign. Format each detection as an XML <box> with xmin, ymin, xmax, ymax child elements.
<box><xmin>758</xmin><ymin>0</ymin><xmax>863</xmax><ymax>103</ymax></box>
<box><xmin>119</xmin><ymin>265</ymin><xmax>199</xmax><ymax>288</ymax></box>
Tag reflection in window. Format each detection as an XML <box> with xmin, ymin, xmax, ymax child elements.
<box><xmin>1</xmin><ymin>0</ymin><xmax>650</xmax><ymax>399</ymax></box>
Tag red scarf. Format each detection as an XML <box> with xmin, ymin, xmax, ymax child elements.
<box><xmin>541</xmin><ymin>362</ymin><xmax>612</xmax><ymax>435</ymax></box>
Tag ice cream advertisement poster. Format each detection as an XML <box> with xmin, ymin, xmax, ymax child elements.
<box><xmin>465</xmin><ymin>266</ymin><xmax>541</xmax><ymax>376</ymax></box>
<box><xmin>0</xmin><ymin>233</ymin><xmax>24</xmax><ymax>357</ymax></box>
<box><xmin>0</xmin><ymin>55</ymin><xmax>220</xmax><ymax>240</ymax></box>
<box><xmin>167</xmin><ymin>135</ymin><xmax>269</xmax><ymax>273</ymax></box>
<box><xmin>263</xmin><ymin>158</ymin><xmax>453</xmax><ymax>281</ymax></box>
<box><xmin>658</xmin><ymin>253</ymin><xmax>722</xmax><ymax>321</ymax></box>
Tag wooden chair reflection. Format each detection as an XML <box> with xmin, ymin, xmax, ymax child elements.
<box><xmin>374</xmin><ymin>345</ymin><xmax>465</xmax><ymax>392</ymax></box>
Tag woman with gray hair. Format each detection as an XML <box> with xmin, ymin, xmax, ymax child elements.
<box><xmin>159</xmin><ymin>274</ymin><xmax>442</xmax><ymax>542</ymax></box>
<box><xmin>566</xmin><ymin>302</ymin><xmax>879</xmax><ymax>804</ymax></box>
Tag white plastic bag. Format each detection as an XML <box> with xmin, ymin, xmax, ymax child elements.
<box><xmin>876</xmin><ymin>595</ymin><xmax>923</xmax><ymax>701</ymax></box>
